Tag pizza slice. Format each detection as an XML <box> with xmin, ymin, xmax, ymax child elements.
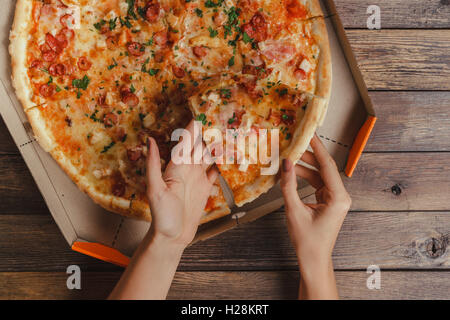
<box><xmin>189</xmin><ymin>78</ymin><xmax>327</xmax><ymax>206</ymax></box>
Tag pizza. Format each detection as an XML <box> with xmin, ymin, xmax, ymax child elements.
<box><xmin>10</xmin><ymin>0</ymin><xmax>331</xmax><ymax>222</ymax></box>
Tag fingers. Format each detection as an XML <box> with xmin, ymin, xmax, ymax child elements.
<box><xmin>310</xmin><ymin>134</ymin><xmax>345</xmax><ymax>192</ymax></box>
<box><xmin>294</xmin><ymin>165</ymin><xmax>324</xmax><ymax>190</ymax></box>
<box><xmin>300</xmin><ymin>151</ymin><xmax>320</xmax><ymax>169</ymax></box>
<box><xmin>146</xmin><ymin>137</ymin><xmax>166</xmax><ymax>197</ymax></box>
<box><xmin>206</xmin><ymin>165</ymin><xmax>219</xmax><ymax>184</ymax></box>
<box><xmin>280</xmin><ymin>159</ymin><xmax>305</xmax><ymax>211</ymax></box>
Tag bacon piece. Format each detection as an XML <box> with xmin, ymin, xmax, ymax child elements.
<box><xmin>39</xmin><ymin>84</ymin><xmax>54</xmax><ymax>97</ymax></box>
<box><xmin>48</xmin><ymin>63</ymin><xmax>66</xmax><ymax>76</ymax></box>
<box><xmin>127</xmin><ymin>147</ymin><xmax>143</xmax><ymax>162</ymax></box>
<box><xmin>127</xmin><ymin>42</ymin><xmax>145</xmax><ymax>56</ymax></box>
<box><xmin>153</xmin><ymin>31</ymin><xmax>168</xmax><ymax>47</ymax></box>
<box><xmin>103</xmin><ymin>112</ymin><xmax>118</xmax><ymax>127</ymax></box>
<box><xmin>192</xmin><ymin>46</ymin><xmax>208</xmax><ymax>58</ymax></box>
<box><xmin>227</xmin><ymin>109</ymin><xmax>246</xmax><ymax>129</ymax></box>
<box><xmin>241</xmin><ymin>12</ymin><xmax>268</xmax><ymax>42</ymax></box>
<box><xmin>281</xmin><ymin>109</ymin><xmax>296</xmax><ymax>125</ymax></box>
<box><xmin>239</xmin><ymin>79</ymin><xmax>262</xmax><ymax>100</ymax></box>
<box><xmin>112</xmin><ymin>179</ymin><xmax>126</xmax><ymax>197</ymax></box>
<box><xmin>242</xmin><ymin>64</ymin><xmax>272</xmax><ymax>79</ymax></box>
<box><xmin>172</xmin><ymin>65</ymin><xmax>185</xmax><ymax>78</ymax></box>
<box><xmin>146</xmin><ymin>3</ymin><xmax>160</xmax><ymax>22</ymax></box>
<box><xmin>260</xmin><ymin>40</ymin><xmax>296</xmax><ymax>62</ymax></box>
<box><xmin>77</xmin><ymin>56</ymin><xmax>92</xmax><ymax>71</ymax></box>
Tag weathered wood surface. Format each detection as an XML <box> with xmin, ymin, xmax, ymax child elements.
<box><xmin>0</xmin><ymin>0</ymin><xmax>449</xmax><ymax>300</ymax></box>
<box><xmin>347</xmin><ymin>30</ymin><xmax>450</xmax><ymax>91</ymax></box>
<box><xmin>334</xmin><ymin>0</ymin><xmax>450</xmax><ymax>29</ymax></box>
<box><xmin>0</xmin><ymin>271</ymin><xmax>449</xmax><ymax>300</ymax></box>
<box><xmin>366</xmin><ymin>92</ymin><xmax>450</xmax><ymax>152</ymax></box>
<box><xmin>0</xmin><ymin>152</ymin><xmax>448</xmax><ymax>215</ymax></box>
<box><xmin>1</xmin><ymin>210</ymin><xmax>448</xmax><ymax>271</ymax></box>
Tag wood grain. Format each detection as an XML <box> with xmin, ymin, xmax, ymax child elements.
<box><xmin>366</xmin><ymin>92</ymin><xmax>450</xmax><ymax>152</ymax></box>
<box><xmin>347</xmin><ymin>30</ymin><xmax>450</xmax><ymax>91</ymax></box>
<box><xmin>334</xmin><ymin>0</ymin><xmax>450</xmax><ymax>29</ymax></box>
<box><xmin>0</xmin><ymin>153</ymin><xmax>448</xmax><ymax>215</ymax></box>
<box><xmin>1</xmin><ymin>210</ymin><xmax>448</xmax><ymax>271</ymax></box>
<box><xmin>0</xmin><ymin>271</ymin><xmax>448</xmax><ymax>300</ymax></box>
<box><xmin>0</xmin><ymin>214</ymin><xmax>121</xmax><ymax>272</ymax></box>
<box><xmin>0</xmin><ymin>154</ymin><xmax>49</xmax><ymax>214</ymax></box>
<box><xmin>343</xmin><ymin>153</ymin><xmax>450</xmax><ymax>211</ymax></box>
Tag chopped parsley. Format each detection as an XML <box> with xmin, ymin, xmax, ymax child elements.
<box><xmin>72</xmin><ymin>75</ymin><xmax>90</xmax><ymax>90</ymax></box>
<box><xmin>242</xmin><ymin>32</ymin><xmax>252</xmax><ymax>44</ymax></box>
<box><xmin>72</xmin><ymin>75</ymin><xmax>90</xmax><ymax>98</ymax></box>
<box><xmin>127</xmin><ymin>0</ymin><xmax>138</xmax><ymax>19</ymax></box>
<box><xmin>195</xmin><ymin>113</ymin><xmax>207</xmax><ymax>125</ymax></box>
<box><xmin>100</xmin><ymin>141</ymin><xmax>116</xmax><ymax>153</ymax></box>
<box><xmin>94</xmin><ymin>19</ymin><xmax>106</xmax><ymax>31</ymax></box>
<box><xmin>208</xmin><ymin>26</ymin><xmax>218</xmax><ymax>38</ymax></box>
<box><xmin>107</xmin><ymin>58</ymin><xmax>118</xmax><ymax>70</ymax></box>
<box><xmin>205</xmin><ymin>0</ymin><xmax>224</xmax><ymax>8</ymax></box>
<box><xmin>109</xmin><ymin>17</ymin><xmax>117</xmax><ymax>30</ymax></box>
<box><xmin>195</xmin><ymin>8</ymin><xmax>203</xmax><ymax>17</ymax></box>
<box><xmin>228</xmin><ymin>56</ymin><xmax>235</xmax><ymax>67</ymax></box>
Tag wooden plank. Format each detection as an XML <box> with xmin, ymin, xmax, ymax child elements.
<box><xmin>0</xmin><ymin>214</ymin><xmax>121</xmax><ymax>272</ymax></box>
<box><xmin>0</xmin><ymin>153</ymin><xmax>447</xmax><ymax>215</ymax></box>
<box><xmin>334</xmin><ymin>0</ymin><xmax>450</xmax><ymax>29</ymax></box>
<box><xmin>0</xmin><ymin>118</ymin><xmax>17</xmax><ymax>155</ymax></box>
<box><xmin>347</xmin><ymin>30</ymin><xmax>450</xmax><ymax>91</ymax></box>
<box><xmin>366</xmin><ymin>92</ymin><xmax>450</xmax><ymax>152</ymax></box>
<box><xmin>343</xmin><ymin>153</ymin><xmax>450</xmax><ymax>211</ymax></box>
<box><xmin>0</xmin><ymin>271</ymin><xmax>448</xmax><ymax>300</ymax></box>
<box><xmin>1</xmin><ymin>210</ymin><xmax>449</xmax><ymax>271</ymax></box>
<box><xmin>0</xmin><ymin>154</ymin><xmax>49</xmax><ymax>214</ymax></box>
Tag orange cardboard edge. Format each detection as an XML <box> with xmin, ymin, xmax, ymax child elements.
<box><xmin>72</xmin><ymin>241</ymin><xmax>130</xmax><ymax>267</ymax></box>
<box><xmin>345</xmin><ymin>115</ymin><xmax>377</xmax><ymax>177</ymax></box>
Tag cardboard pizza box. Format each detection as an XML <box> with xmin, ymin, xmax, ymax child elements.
<box><xmin>0</xmin><ymin>0</ymin><xmax>376</xmax><ymax>267</ymax></box>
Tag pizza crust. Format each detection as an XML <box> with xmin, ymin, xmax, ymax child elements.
<box><xmin>10</xmin><ymin>0</ymin><xmax>36</xmax><ymax>111</ymax></box>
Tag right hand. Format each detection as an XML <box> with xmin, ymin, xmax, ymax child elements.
<box><xmin>280</xmin><ymin>135</ymin><xmax>351</xmax><ymax>267</ymax></box>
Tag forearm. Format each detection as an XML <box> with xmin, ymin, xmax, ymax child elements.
<box><xmin>298</xmin><ymin>256</ymin><xmax>339</xmax><ymax>300</ymax></box>
<box><xmin>109</xmin><ymin>231</ymin><xmax>184</xmax><ymax>300</ymax></box>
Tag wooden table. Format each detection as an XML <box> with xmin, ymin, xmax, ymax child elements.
<box><xmin>1</xmin><ymin>0</ymin><xmax>449</xmax><ymax>299</ymax></box>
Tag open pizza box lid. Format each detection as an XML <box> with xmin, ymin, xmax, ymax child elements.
<box><xmin>0</xmin><ymin>0</ymin><xmax>375</xmax><ymax>266</ymax></box>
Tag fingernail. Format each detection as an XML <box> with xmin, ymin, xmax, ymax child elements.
<box><xmin>282</xmin><ymin>159</ymin><xmax>292</xmax><ymax>172</ymax></box>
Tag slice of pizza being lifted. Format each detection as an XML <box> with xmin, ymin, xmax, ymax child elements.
<box><xmin>189</xmin><ymin>78</ymin><xmax>328</xmax><ymax>206</ymax></box>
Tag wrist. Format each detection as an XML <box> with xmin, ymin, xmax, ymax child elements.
<box><xmin>297</xmin><ymin>251</ymin><xmax>334</xmax><ymax>279</ymax></box>
<box><xmin>142</xmin><ymin>229</ymin><xmax>186</xmax><ymax>260</ymax></box>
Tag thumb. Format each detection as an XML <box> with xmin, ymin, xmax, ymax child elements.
<box><xmin>280</xmin><ymin>158</ymin><xmax>303</xmax><ymax>211</ymax></box>
<box><xmin>146</xmin><ymin>137</ymin><xmax>166</xmax><ymax>198</ymax></box>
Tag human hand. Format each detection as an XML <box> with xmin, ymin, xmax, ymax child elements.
<box><xmin>280</xmin><ymin>134</ymin><xmax>351</xmax><ymax>269</ymax></box>
<box><xmin>146</xmin><ymin>120</ymin><xmax>219</xmax><ymax>250</ymax></box>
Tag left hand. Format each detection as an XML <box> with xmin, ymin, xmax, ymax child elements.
<box><xmin>146</xmin><ymin>120</ymin><xmax>219</xmax><ymax>249</ymax></box>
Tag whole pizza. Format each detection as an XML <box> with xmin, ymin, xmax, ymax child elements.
<box><xmin>10</xmin><ymin>0</ymin><xmax>331</xmax><ymax>223</ymax></box>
